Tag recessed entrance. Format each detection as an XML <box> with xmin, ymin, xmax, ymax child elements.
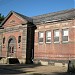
<box><xmin>7</xmin><ymin>37</ymin><xmax>16</xmax><ymax>58</ymax></box>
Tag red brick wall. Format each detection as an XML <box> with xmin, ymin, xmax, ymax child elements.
<box><xmin>3</xmin><ymin>13</ymin><xmax>26</xmax><ymax>28</ymax></box>
<box><xmin>2</xmin><ymin>31</ymin><xmax>23</xmax><ymax>58</ymax></box>
<box><xmin>2</xmin><ymin>13</ymin><xmax>24</xmax><ymax>58</ymax></box>
<box><xmin>34</xmin><ymin>20</ymin><xmax>75</xmax><ymax>60</ymax></box>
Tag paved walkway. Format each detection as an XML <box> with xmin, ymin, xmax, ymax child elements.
<box><xmin>0</xmin><ymin>64</ymin><xmax>74</xmax><ymax>75</ymax></box>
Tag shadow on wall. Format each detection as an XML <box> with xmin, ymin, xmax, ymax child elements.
<box><xmin>26</xmin><ymin>22</ymin><xmax>37</xmax><ymax>64</ymax></box>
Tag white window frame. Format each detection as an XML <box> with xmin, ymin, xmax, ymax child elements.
<box><xmin>62</xmin><ymin>29</ymin><xmax>69</xmax><ymax>43</ymax></box>
<box><xmin>54</xmin><ymin>29</ymin><xmax>60</xmax><ymax>43</ymax></box>
<box><xmin>46</xmin><ymin>31</ymin><xmax>51</xmax><ymax>43</ymax></box>
<box><xmin>38</xmin><ymin>32</ymin><xmax>44</xmax><ymax>44</ymax></box>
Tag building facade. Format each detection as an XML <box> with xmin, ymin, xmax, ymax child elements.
<box><xmin>0</xmin><ymin>9</ymin><xmax>75</xmax><ymax>64</ymax></box>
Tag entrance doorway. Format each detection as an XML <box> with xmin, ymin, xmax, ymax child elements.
<box><xmin>7</xmin><ymin>37</ymin><xmax>16</xmax><ymax>57</ymax></box>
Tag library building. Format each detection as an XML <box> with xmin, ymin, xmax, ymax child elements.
<box><xmin>0</xmin><ymin>8</ymin><xmax>75</xmax><ymax>64</ymax></box>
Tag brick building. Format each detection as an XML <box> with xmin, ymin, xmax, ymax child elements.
<box><xmin>0</xmin><ymin>8</ymin><xmax>75</xmax><ymax>64</ymax></box>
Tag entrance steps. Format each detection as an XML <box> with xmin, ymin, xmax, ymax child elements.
<box><xmin>0</xmin><ymin>57</ymin><xmax>7</xmax><ymax>64</ymax></box>
<box><xmin>7</xmin><ymin>57</ymin><xmax>20</xmax><ymax>64</ymax></box>
<box><xmin>0</xmin><ymin>57</ymin><xmax>26</xmax><ymax>64</ymax></box>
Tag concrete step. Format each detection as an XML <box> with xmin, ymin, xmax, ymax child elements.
<box><xmin>0</xmin><ymin>57</ymin><xmax>7</xmax><ymax>64</ymax></box>
<box><xmin>38</xmin><ymin>60</ymin><xmax>48</xmax><ymax>66</ymax></box>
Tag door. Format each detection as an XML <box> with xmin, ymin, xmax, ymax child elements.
<box><xmin>8</xmin><ymin>38</ymin><xmax>16</xmax><ymax>57</ymax></box>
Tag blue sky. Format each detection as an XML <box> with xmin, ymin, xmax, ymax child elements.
<box><xmin>0</xmin><ymin>0</ymin><xmax>75</xmax><ymax>17</ymax></box>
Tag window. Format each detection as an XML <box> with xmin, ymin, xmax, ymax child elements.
<box><xmin>62</xmin><ymin>29</ymin><xmax>69</xmax><ymax>42</ymax></box>
<box><xmin>54</xmin><ymin>30</ymin><xmax>60</xmax><ymax>43</ymax></box>
<box><xmin>38</xmin><ymin>32</ymin><xmax>44</xmax><ymax>43</ymax></box>
<box><xmin>3</xmin><ymin>37</ymin><xmax>5</xmax><ymax>44</ymax></box>
<box><xmin>18</xmin><ymin>36</ymin><xmax>21</xmax><ymax>43</ymax></box>
<box><xmin>9</xmin><ymin>47</ymin><xmax>11</xmax><ymax>53</ymax></box>
<box><xmin>12</xmin><ymin>46</ymin><xmax>14</xmax><ymax>53</ymax></box>
<box><xmin>46</xmin><ymin>31</ymin><xmax>51</xmax><ymax>43</ymax></box>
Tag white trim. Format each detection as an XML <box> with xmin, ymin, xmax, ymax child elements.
<box><xmin>62</xmin><ymin>41</ymin><xmax>69</xmax><ymax>43</ymax></box>
<box><xmin>54</xmin><ymin>42</ymin><xmax>60</xmax><ymax>44</ymax></box>
<box><xmin>46</xmin><ymin>42</ymin><xmax>51</xmax><ymax>44</ymax></box>
<box><xmin>62</xmin><ymin>29</ymin><xmax>69</xmax><ymax>42</ymax></box>
<box><xmin>46</xmin><ymin>31</ymin><xmax>51</xmax><ymax>44</ymax></box>
<box><xmin>38</xmin><ymin>39</ymin><xmax>44</xmax><ymax>44</ymax></box>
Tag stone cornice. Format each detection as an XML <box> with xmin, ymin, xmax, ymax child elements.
<box><xmin>1</xmin><ymin>24</ymin><xmax>27</xmax><ymax>33</ymax></box>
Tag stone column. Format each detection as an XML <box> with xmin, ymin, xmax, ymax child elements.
<box><xmin>22</xmin><ymin>25</ymin><xmax>27</xmax><ymax>60</ymax></box>
<box><xmin>0</xmin><ymin>30</ymin><xmax>3</xmax><ymax>57</ymax></box>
